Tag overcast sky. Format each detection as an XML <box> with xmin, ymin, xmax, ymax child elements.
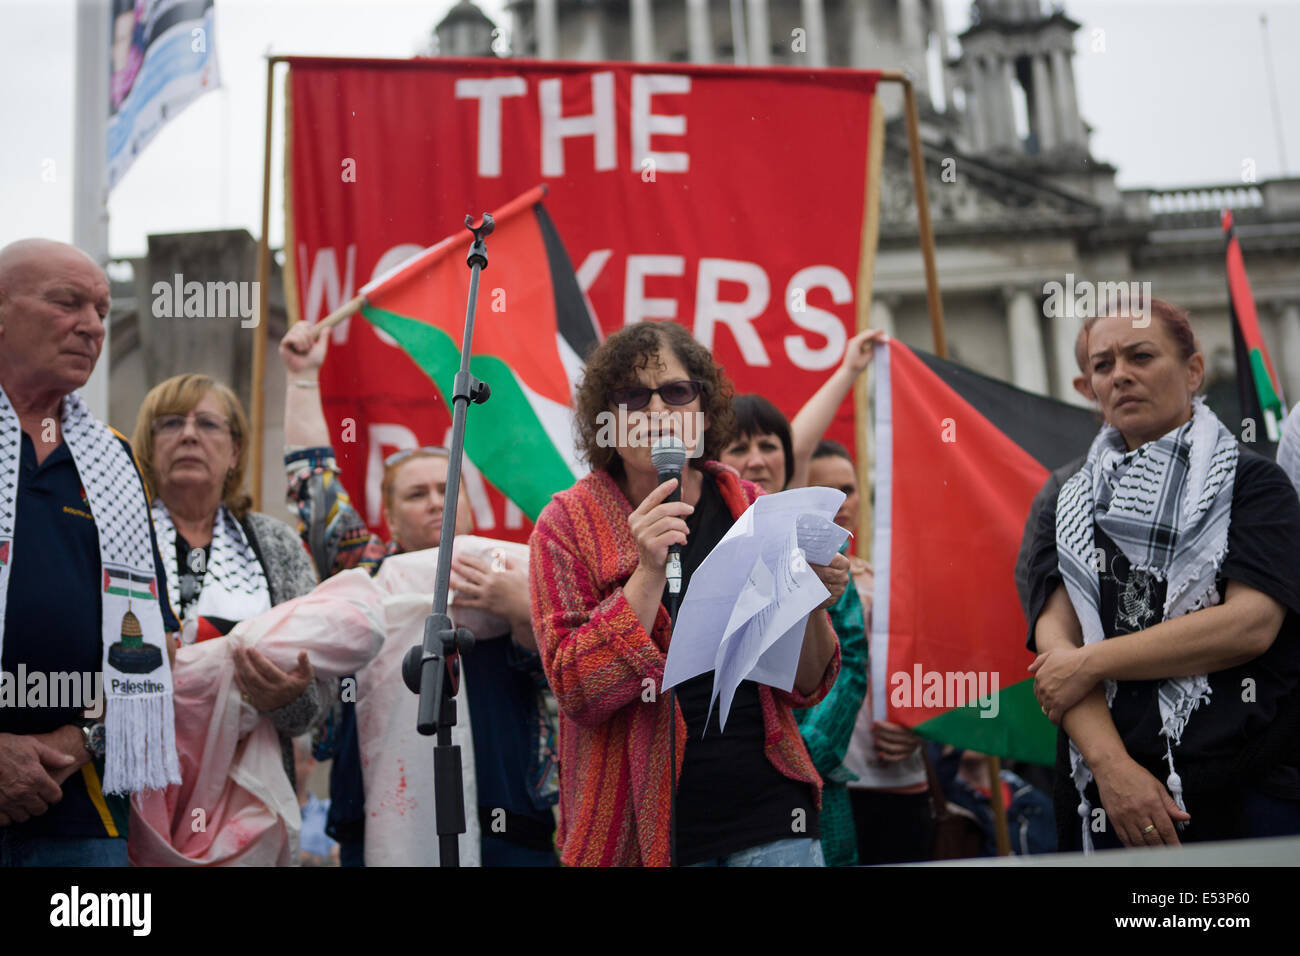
<box><xmin>2</xmin><ymin>0</ymin><xmax>1297</xmax><ymax>259</ymax></box>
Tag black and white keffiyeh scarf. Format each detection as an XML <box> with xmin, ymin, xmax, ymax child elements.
<box><xmin>1055</xmin><ymin>397</ymin><xmax>1237</xmax><ymax>851</ymax></box>
<box><xmin>0</xmin><ymin>385</ymin><xmax>181</xmax><ymax>794</ymax></box>
<box><xmin>151</xmin><ymin>501</ymin><xmax>272</xmax><ymax>634</ymax></box>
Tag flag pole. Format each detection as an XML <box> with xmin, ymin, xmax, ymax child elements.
<box><xmin>900</xmin><ymin>75</ymin><xmax>947</xmax><ymax>360</ymax></box>
<box><xmin>73</xmin><ymin>0</ymin><xmax>111</xmax><ymax>423</ymax></box>
<box><xmin>252</xmin><ymin>55</ymin><xmax>284</xmax><ymax>513</ymax></box>
<box><xmin>313</xmin><ymin>294</ymin><xmax>368</xmax><ymax>336</ymax></box>
<box><xmin>854</xmin><ymin>91</ymin><xmax>885</xmax><ymax>556</ymax></box>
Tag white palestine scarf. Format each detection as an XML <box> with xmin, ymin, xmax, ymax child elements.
<box><xmin>0</xmin><ymin>386</ymin><xmax>181</xmax><ymax>794</ymax></box>
<box><xmin>1055</xmin><ymin>398</ymin><xmax>1237</xmax><ymax>851</ymax></box>
<box><xmin>151</xmin><ymin>500</ymin><xmax>272</xmax><ymax>635</ymax></box>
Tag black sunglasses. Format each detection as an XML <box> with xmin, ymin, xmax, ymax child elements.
<box><xmin>608</xmin><ymin>380</ymin><xmax>705</xmax><ymax>411</ymax></box>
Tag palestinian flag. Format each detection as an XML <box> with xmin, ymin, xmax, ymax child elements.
<box><xmin>103</xmin><ymin>566</ymin><xmax>158</xmax><ymax>602</ymax></box>
<box><xmin>870</xmin><ymin>340</ymin><xmax>1098</xmax><ymax>765</ymax></box>
<box><xmin>357</xmin><ymin>185</ymin><xmax>600</xmax><ymax>520</ymax></box>
<box><xmin>1224</xmin><ymin>210</ymin><xmax>1287</xmax><ymax>447</ymax></box>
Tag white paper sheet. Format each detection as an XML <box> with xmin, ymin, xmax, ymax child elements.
<box><xmin>662</xmin><ymin>486</ymin><xmax>849</xmax><ymax>729</ymax></box>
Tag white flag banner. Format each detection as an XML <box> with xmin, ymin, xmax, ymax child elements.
<box><xmin>107</xmin><ymin>0</ymin><xmax>220</xmax><ymax>191</ymax></box>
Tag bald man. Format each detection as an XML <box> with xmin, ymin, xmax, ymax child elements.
<box><xmin>0</xmin><ymin>239</ymin><xmax>180</xmax><ymax>867</ymax></box>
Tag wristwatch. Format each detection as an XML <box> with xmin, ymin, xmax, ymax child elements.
<box><xmin>80</xmin><ymin>721</ymin><xmax>106</xmax><ymax>759</ymax></box>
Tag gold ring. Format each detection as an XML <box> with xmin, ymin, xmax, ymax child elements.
<box><xmin>1141</xmin><ymin>824</ymin><xmax>1156</xmax><ymax>834</ymax></box>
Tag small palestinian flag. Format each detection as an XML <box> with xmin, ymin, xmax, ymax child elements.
<box><xmin>1224</xmin><ymin>210</ymin><xmax>1287</xmax><ymax>447</ymax></box>
<box><xmin>357</xmin><ymin>185</ymin><xmax>600</xmax><ymax>520</ymax></box>
<box><xmin>0</xmin><ymin>540</ymin><xmax>9</xmax><ymax>565</ymax></box>
<box><xmin>103</xmin><ymin>566</ymin><xmax>158</xmax><ymax>602</ymax></box>
<box><xmin>870</xmin><ymin>340</ymin><xmax>1098</xmax><ymax>765</ymax></box>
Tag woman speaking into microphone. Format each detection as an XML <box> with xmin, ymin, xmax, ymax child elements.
<box><xmin>529</xmin><ymin>320</ymin><xmax>847</xmax><ymax>867</ymax></box>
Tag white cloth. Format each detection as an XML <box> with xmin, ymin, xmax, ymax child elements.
<box><xmin>129</xmin><ymin>568</ymin><xmax>385</xmax><ymax>866</ymax></box>
<box><xmin>359</xmin><ymin>536</ymin><xmax>529</xmax><ymax>867</ymax></box>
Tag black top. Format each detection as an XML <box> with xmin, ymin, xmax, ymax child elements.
<box><xmin>1025</xmin><ymin>449</ymin><xmax>1300</xmax><ymax>842</ymax></box>
<box><xmin>462</xmin><ymin>632</ymin><xmax>557</xmax><ymax>847</ymax></box>
<box><xmin>669</xmin><ymin>474</ymin><xmax>819</xmax><ymax>865</ymax></box>
<box><xmin>1</xmin><ymin>432</ymin><xmax>178</xmax><ymax>838</ymax></box>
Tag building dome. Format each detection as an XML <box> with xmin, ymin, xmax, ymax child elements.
<box><xmin>434</xmin><ymin>0</ymin><xmax>498</xmax><ymax>57</ymax></box>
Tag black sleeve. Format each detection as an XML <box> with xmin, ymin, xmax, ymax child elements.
<box><xmin>1016</xmin><ymin>473</ymin><xmax>1059</xmax><ymax>620</ymax></box>
<box><xmin>1220</xmin><ymin>452</ymin><xmax>1300</xmax><ymax>617</ymax></box>
<box><xmin>1024</xmin><ymin>483</ymin><xmax>1062</xmax><ymax>654</ymax></box>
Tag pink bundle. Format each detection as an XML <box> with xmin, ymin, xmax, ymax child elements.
<box><xmin>128</xmin><ymin>569</ymin><xmax>385</xmax><ymax>866</ymax></box>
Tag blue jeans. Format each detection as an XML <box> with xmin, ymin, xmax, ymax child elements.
<box><xmin>0</xmin><ymin>830</ymin><xmax>128</xmax><ymax>867</ymax></box>
<box><xmin>688</xmin><ymin>838</ymin><xmax>825</xmax><ymax>867</ymax></box>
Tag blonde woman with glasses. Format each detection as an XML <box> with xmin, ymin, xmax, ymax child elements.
<box><xmin>132</xmin><ymin>374</ymin><xmax>327</xmax><ymax>787</ymax></box>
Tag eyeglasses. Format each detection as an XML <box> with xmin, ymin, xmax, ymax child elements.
<box><xmin>152</xmin><ymin>413</ymin><xmax>231</xmax><ymax>438</ymax></box>
<box><xmin>384</xmin><ymin>445</ymin><xmax>450</xmax><ymax>468</ymax></box>
<box><xmin>608</xmin><ymin>380</ymin><xmax>705</xmax><ymax>411</ymax></box>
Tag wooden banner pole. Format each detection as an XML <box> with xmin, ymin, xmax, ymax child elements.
<box><xmin>900</xmin><ymin>76</ymin><xmax>947</xmax><ymax>359</ymax></box>
<box><xmin>854</xmin><ymin>91</ymin><xmax>886</xmax><ymax>559</ymax></box>
<box><xmin>251</xmin><ymin>56</ymin><xmax>281</xmax><ymax>513</ymax></box>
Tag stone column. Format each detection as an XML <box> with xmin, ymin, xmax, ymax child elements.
<box><xmin>1000</xmin><ymin>55</ymin><xmax>1019</xmax><ymax>148</ymax></box>
<box><xmin>932</xmin><ymin>0</ymin><xmax>957</xmax><ymax>109</ymax></box>
<box><xmin>631</xmin><ymin>0</ymin><xmax>655</xmax><ymax>62</ymax></box>
<box><xmin>747</xmin><ymin>0</ymin><xmax>770</xmax><ymax>65</ymax></box>
<box><xmin>535</xmin><ymin>0</ymin><xmax>558</xmax><ymax>59</ymax></box>
<box><xmin>1031</xmin><ymin>52</ymin><xmax>1056</xmax><ymax>154</ymax></box>
<box><xmin>899</xmin><ymin>0</ymin><xmax>928</xmax><ymax>98</ymax></box>
<box><xmin>965</xmin><ymin>60</ymin><xmax>987</xmax><ymax>152</ymax></box>
<box><xmin>1280</xmin><ymin>301</ymin><xmax>1300</xmax><ymax>411</ymax></box>
<box><xmin>1007</xmin><ymin>287</ymin><xmax>1048</xmax><ymax>394</ymax></box>
<box><xmin>687</xmin><ymin>0</ymin><xmax>712</xmax><ymax>63</ymax></box>
<box><xmin>848</xmin><ymin>0</ymin><xmax>871</xmax><ymax>68</ymax></box>
<box><xmin>1050</xmin><ymin>46</ymin><xmax>1082</xmax><ymax>146</ymax></box>
<box><xmin>1052</xmin><ymin>296</ymin><xmax>1087</xmax><ymax>405</ymax></box>
<box><xmin>983</xmin><ymin>55</ymin><xmax>1011</xmax><ymax>149</ymax></box>
<box><xmin>870</xmin><ymin>298</ymin><xmax>897</xmax><ymax>339</ymax></box>
<box><xmin>801</xmin><ymin>0</ymin><xmax>827</xmax><ymax>68</ymax></box>
<box><xmin>575</xmin><ymin>3</ymin><xmax>606</xmax><ymax>60</ymax></box>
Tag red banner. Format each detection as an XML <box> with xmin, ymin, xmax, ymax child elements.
<box><xmin>288</xmin><ymin>56</ymin><xmax>879</xmax><ymax>541</ymax></box>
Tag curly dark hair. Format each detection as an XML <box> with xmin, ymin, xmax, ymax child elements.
<box><xmin>574</xmin><ymin>321</ymin><xmax>737</xmax><ymax>475</ymax></box>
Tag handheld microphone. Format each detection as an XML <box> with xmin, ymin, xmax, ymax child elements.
<box><xmin>650</xmin><ymin>435</ymin><xmax>688</xmax><ymax>596</ymax></box>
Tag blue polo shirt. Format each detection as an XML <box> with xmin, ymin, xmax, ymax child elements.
<box><xmin>0</xmin><ymin>429</ymin><xmax>178</xmax><ymax>839</ymax></box>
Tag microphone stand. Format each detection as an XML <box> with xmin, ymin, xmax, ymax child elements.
<box><xmin>400</xmin><ymin>213</ymin><xmax>495</xmax><ymax>867</ymax></box>
<box><xmin>667</xmin><ymin>587</ymin><xmax>680</xmax><ymax>869</ymax></box>
<box><xmin>661</xmin><ymin>459</ymin><xmax>684</xmax><ymax>869</ymax></box>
